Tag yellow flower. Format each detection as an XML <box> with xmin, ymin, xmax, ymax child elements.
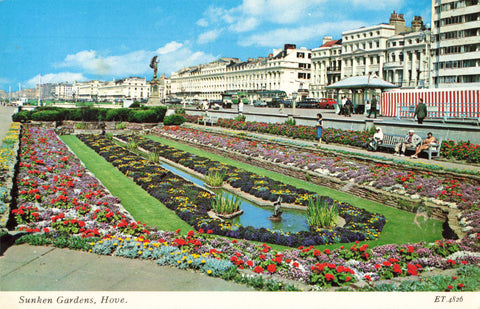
<box><xmin>207</xmin><ymin>270</ymin><xmax>212</xmax><ymax>275</ymax></box>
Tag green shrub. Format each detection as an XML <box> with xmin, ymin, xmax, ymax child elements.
<box><xmin>151</xmin><ymin>106</ymin><xmax>168</xmax><ymax>122</ymax></box>
<box><xmin>128</xmin><ymin>109</ymin><xmax>158</xmax><ymax>123</ymax></box>
<box><xmin>285</xmin><ymin>118</ymin><xmax>296</xmax><ymax>126</ymax></box>
<box><xmin>129</xmin><ymin>101</ymin><xmax>141</xmax><ymax>108</ymax></box>
<box><xmin>116</xmin><ymin>122</ymin><xmax>126</xmax><ymax>130</ymax></box>
<box><xmin>175</xmin><ymin>108</ymin><xmax>186</xmax><ymax>115</ymax></box>
<box><xmin>163</xmin><ymin>114</ymin><xmax>185</xmax><ymax>126</ymax></box>
<box><xmin>12</xmin><ymin>110</ymin><xmax>32</xmax><ymax>122</ymax></box>
<box><xmin>307</xmin><ymin>196</ymin><xmax>339</xmax><ymax>229</ymax></box>
<box><xmin>106</xmin><ymin>108</ymin><xmax>132</xmax><ymax>122</ymax></box>
<box><xmin>31</xmin><ymin>110</ymin><xmax>63</xmax><ymax>121</ymax></box>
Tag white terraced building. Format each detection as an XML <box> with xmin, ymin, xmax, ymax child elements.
<box><xmin>171</xmin><ymin>44</ymin><xmax>312</xmax><ymax>101</ymax></box>
<box><xmin>72</xmin><ymin>77</ymin><xmax>149</xmax><ymax>102</ymax></box>
<box><xmin>431</xmin><ymin>0</ymin><xmax>480</xmax><ymax>88</ymax></box>
<box><xmin>311</xmin><ymin>12</ymin><xmax>430</xmax><ymax>98</ymax></box>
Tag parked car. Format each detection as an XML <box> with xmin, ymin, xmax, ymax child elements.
<box><xmin>283</xmin><ymin>99</ymin><xmax>293</xmax><ymax>108</ymax></box>
<box><xmin>318</xmin><ymin>98</ymin><xmax>336</xmax><ymax>109</ymax></box>
<box><xmin>253</xmin><ymin>100</ymin><xmax>267</xmax><ymax>107</ymax></box>
<box><xmin>296</xmin><ymin>98</ymin><xmax>319</xmax><ymax>108</ymax></box>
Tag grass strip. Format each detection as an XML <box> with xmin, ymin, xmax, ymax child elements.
<box><xmin>145</xmin><ymin>134</ymin><xmax>444</xmax><ymax>249</ymax></box>
<box><xmin>61</xmin><ymin>135</ymin><xmax>193</xmax><ymax>233</ymax></box>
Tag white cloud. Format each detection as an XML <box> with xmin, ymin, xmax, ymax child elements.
<box><xmin>196</xmin><ymin>18</ymin><xmax>209</xmax><ymax>27</ymax></box>
<box><xmin>240</xmin><ymin>21</ymin><xmax>364</xmax><ymax>47</ymax></box>
<box><xmin>25</xmin><ymin>72</ymin><xmax>87</xmax><ymax>88</ymax></box>
<box><xmin>0</xmin><ymin>77</ymin><xmax>10</xmax><ymax>85</ymax></box>
<box><xmin>56</xmin><ymin>41</ymin><xmax>217</xmax><ymax>77</ymax></box>
<box><xmin>197</xmin><ymin>29</ymin><xmax>223</xmax><ymax>44</ymax></box>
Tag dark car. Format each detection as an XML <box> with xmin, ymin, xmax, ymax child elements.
<box><xmin>318</xmin><ymin>98</ymin><xmax>336</xmax><ymax>109</ymax></box>
<box><xmin>297</xmin><ymin>98</ymin><xmax>319</xmax><ymax>108</ymax></box>
<box><xmin>283</xmin><ymin>99</ymin><xmax>293</xmax><ymax>108</ymax></box>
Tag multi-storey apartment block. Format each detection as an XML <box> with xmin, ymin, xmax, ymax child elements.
<box><xmin>171</xmin><ymin>44</ymin><xmax>312</xmax><ymax>101</ymax></box>
<box><xmin>431</xmin><ymin>0</ymin><xmax>480</xmax><ymax>88</ymax></box>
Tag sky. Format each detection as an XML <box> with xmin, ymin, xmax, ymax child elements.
<box><xmin>0</xmin><ymin>0</ymin><xmax>432</xmax><ymax>92</ymax></box>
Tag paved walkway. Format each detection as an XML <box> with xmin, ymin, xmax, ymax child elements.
<box><xmin>0</xmin><ymin>245</ymin><xmax>252</xmax><ymax>291</ymax></box>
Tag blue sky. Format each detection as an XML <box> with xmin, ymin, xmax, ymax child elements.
<box><xmin>0</xmin><ymin>0</ymin><xmax>431</xmax><ymax>92</ymax></box>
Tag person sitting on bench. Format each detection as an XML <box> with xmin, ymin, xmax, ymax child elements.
<box><xmin>411</xmin><ymin>132</ymin><xmax>437</xmax><ymax>159</ymax></box>
<box><xmin>394</xmin><ymin>129</ymin><xmax>421</xmax><ymax>157</ymax></box>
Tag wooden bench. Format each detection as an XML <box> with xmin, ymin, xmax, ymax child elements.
<box><xmin>378</xmin><ymin>134</ymin><xmax>443</xmax><ymax>160</ymax></box>
<box><xmin>197</xmin><ymin>114</ymin><xmax>219</xmax><ymax>126</ymax></box>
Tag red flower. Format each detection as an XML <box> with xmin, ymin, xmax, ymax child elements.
<box><xmin>325</xmin><ymin>273</ymin><xmax>335</xmax><ymax>281</ymax></box>
<box><xmin>246</xmin><ymin>260</ymin><xmax>253</xmax><ymax>267</ymax></box>
<box><xmin>267</xmin><ymin>264</ymin><xmax>277</xmax><ymax>274</ymax></box>
<box><xmin>345</xmin><ymin>276</ymin><xmax>351</xmax><ymax>282</ymax></box>
<box><xmin>458</xmin><ymin>283</ymin><xmax>464</xmax><ymax>288</ymax></box>
<box><xmin>253</xmin><ymin>266</ymin><xmax>263</xmax><ymax>273</ymax></box>
<box><xmin>175</xmin><ymin>229</ymin><xmax>181</xmax><ymax>234</ymax></box>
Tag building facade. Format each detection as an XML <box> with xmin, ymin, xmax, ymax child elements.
<box><xmin>311</xmin><ymin>12</ymin><xmax>429</xmax><ymax>98</ymax></box>
<box><xmin>54</xmin><ymin>83</ymin><xmax>73</xmax><ymax>101</ymax></box>
<box><xmin>72</xmin><ymin>77</ymin><xmax>149</xmax><ymax>102</ymax></box>
<box><xmin>171</xmin><ymin>44</ymin><xmax>312</xmax><ymax>101</ymax></box>
<box><xmin>431</xmin><ymin>0</ymin><xmax>480</xmax><ymax>88</ymax></box>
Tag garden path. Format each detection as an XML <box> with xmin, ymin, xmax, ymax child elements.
<box><xmin>0</xmin><ymin>244</ymin><xmax>253</xmax><ymax>291</ymax></box>
<box><xmin>0</xmin><ymin>106</ymin><xmax>16</xmax><ymax>141</ymax></box>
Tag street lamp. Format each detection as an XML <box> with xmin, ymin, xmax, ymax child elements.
<box><xmin>292</xmin><ymin>92</ymin><xmax>297</xmax><ymax>115</ymax></box>
<box><xmin>419</xmin><ymin>26</ymin><xmax>434</xmax><ymax>88</ymax></box>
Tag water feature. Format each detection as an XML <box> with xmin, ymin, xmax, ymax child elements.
<box><xmin>158</xmin><ymin>161</ymin><xmax>309</xmax><ymax>233</ymax></box>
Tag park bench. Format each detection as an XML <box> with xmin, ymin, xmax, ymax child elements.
<box><xmin>197</xmin><ymin>114</ymin><xmax>219</xmax><ymax>126</ymax></box>
<box><xmin>378</xmin><ymin>134</ymin><xmax>443</xmax><ymax>160</ymax></box>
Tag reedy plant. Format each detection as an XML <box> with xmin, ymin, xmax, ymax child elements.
<box><xmin>211</xmin><ymin>194</ymin><xmax>241</xmax><ymax>215</ymax></box>
<box><xmin>307</xmin><ymin>196</ymin><xmax>338</xmax><ymax>229</ymax></box>
<box><xmin>205</xmin><ymin>169</ymin><xmax>225</xmax><ymax>187</ymax></box>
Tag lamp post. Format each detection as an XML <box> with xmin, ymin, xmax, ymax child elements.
<box><xmin>292</xmin><ymin>92</ymin><xmax>297</xmax><ymax>115</ymax></box>
<box><xmin>420</xmin><ymin>27</ymin><xmax>434</xmax><ymax>88</ymax></box>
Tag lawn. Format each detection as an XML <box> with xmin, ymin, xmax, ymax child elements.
<box><xmin>144</xmin><ymin>134</ymin><xmax>444</xmax><ymax>249</ymax></box>
<box><xmin>61</xmin><ymin>135</ymin><xmax>192</xmax><ymax>233</ymax></box>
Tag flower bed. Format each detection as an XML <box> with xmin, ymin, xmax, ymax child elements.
<box><xmin>0</xmin><ymin>122</ymin><xmax>21</xmax><ymax>227</ymax></box>
<box><xmin>14</xmin><ymin>126</ymin><xmax>146</xmax><ymax>238</ymax></box>
<box><xmin>82</xmin><ymin>133</ymin><xmax>386</xmax><ymax>247</ymax></box>
<box><xmin>12</xmin><ymin>126</ymin><xmax>480</xmax><ymax>291</ymax></box>
<box><xmin>154</xmin><ymin>126</ymin><xmax>480</xmax><ymax>212</ymax></box>
<box><xmin>185</xmin><ymin>117</ymin><xmax>480</xmax><ymax>163</ymax></box>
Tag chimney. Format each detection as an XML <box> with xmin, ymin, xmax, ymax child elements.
<box><xmin>322</xmin><ymin>36</ymin><xmax>333</xmax><ymax>46</ymax></box>
<box><xmin>390</xmin><ymin>11</ymin><xmax>407</xmax><ymax>34</ymax></box>
<box><xmin>284</xmin><ymin>44</ymin><xmax>296</xmax><ymax>50</ymax></box>
<box><xmin>411</xmin><ymin>16</ymin><xmax>423</xmax><ymax>32</ymax></box>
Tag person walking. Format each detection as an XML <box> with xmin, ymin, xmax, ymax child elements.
<box><xmin>367</xmin><ymin>94</ymin><xmax>378</xmax><ymax>118</ymax></box>
<box><xmin>394</xmin><ymin>129</ymin><xmax>422</xmax><ymax>157</ymax></box>
<box><xmin>344</xmin><ymin>98</ymin><xmax>353</xmax><ymax>117</ymax></box>
<box><xmin>238</xmin><ymin>100</ymin><xmax>244</xmax><ymax>115</ymax></box>
<box><xmin>414</xmin><ymin>98</ymin><xmax>427</xmax><ymax>124</ymax></box>
<box><xmin>315</xmin><ymin>113</ymin><xmax>323</xmax><ymax>147</ymax></box>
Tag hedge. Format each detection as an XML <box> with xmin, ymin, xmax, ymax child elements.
<box><xmin>12</xmin><ymin>106</ymin><xmax>167</xmax><ymax>123</ymax></box>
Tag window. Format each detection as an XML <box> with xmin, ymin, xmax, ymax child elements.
<box><xmin>297</xmin><ymin>52</ymin><xmax>305</xmax><ymax>58</ymax></box>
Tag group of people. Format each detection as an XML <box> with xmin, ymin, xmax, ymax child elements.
<box><xmin>339</xmin><ymin>96</ymin><xmax>353</xmax><ymax>117</ymax></box>
<box><xmin>366</xmin><ymin>127</ymin><xmax>437</xmax><ymax>159</ymax></box>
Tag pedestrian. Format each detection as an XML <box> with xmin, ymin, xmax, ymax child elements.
<box><xmin>366</xmin><ymin>127</ymin><xmax>384</xmax><ymax>151</ymax></box>
<box><xmin>414</xmin><ymin>98</ymin><xmax>427</xmax><ymax>124</ymax></box>
<box><xmin>394</xmin><ymin>129</ymin><xmax>422</xmax><ymax>157</ymax></box>
<box><xmin>279</xmin><ymin>99</ymin><xmax>285</xmax><ymax>113</ymax></box>
<box><xmin>411</xmin><ymin>132</ymin><xmax>437</xmax><ymax>159</ymax></box>
<box><xmin>238</xmin><ymin>100</ymin><xmax>244</xmax><ymax>115</ymax></box>
<box><xmin>367</xmin><ymin>95</ymin><xmax>378</xmax><ymax>118</ymax></box>
<box><xmin>344</xmin><ymin>98</ymin><xmax>353</xmax><ymax>117</ymax></box>
<box><xmin>315</xmin><ymin>113</ymin><xmax>323</xmax><ymax>147</ymax></box>
<box><xmin>338</xmin><ymin>96</ymin><xmax>346</xmax><ymax>115</ymax></box>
